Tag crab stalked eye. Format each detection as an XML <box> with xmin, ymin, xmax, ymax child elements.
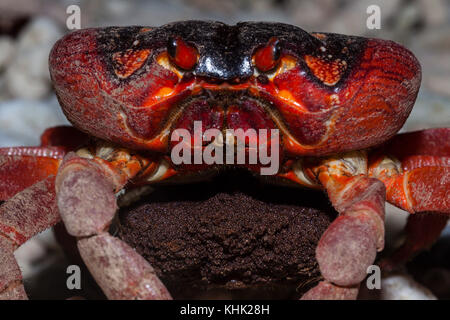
<box><xmin>253</xmin><ymin>37</ymin><xmax>281</xmax><ymax>72</ymax></box>
<box><xmin>167</xmin><ymin>36</ymin><xmax>198</xmax><ymax>71</ymax></box>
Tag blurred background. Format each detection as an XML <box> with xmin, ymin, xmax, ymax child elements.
<box><xmin>0</xmin><ymin>0</ymin><xmax>449</xmax><ymax>299</ymax></box>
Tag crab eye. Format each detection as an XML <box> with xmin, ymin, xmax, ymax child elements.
<box><xmin>167</xmin><ymin>36</ymin><xmax>198</xmax><ymax>71</ymax></box>
<box><xmin>253</xmin><ymin>37</ymin><xmax>281</xmax><ymax>72</ymax></box>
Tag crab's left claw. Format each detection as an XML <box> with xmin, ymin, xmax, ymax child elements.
<box><xmin>289</xmin><ymin>152</ymin><xmax>385</xmax><ymax>299</ymax></box>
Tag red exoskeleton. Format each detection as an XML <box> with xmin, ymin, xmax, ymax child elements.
<box><xmin>0</xmin><ymin>21</ymin><xmax>448</xmax><ymax>300</ymax></box>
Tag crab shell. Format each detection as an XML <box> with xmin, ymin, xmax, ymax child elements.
<box><xmin>49</xmin><ymin>21</ymin><xmax>421</xmax><ymax>157</ymax></box>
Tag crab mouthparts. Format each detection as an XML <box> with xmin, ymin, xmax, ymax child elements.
<box><xmin>170</xmin><ymin>91</ymin><xmax>277</xmax><ymax>147</ymax></box>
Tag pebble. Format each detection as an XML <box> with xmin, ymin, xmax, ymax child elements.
<box><xmin>0</xmin><ymin>36</ymin><xmax>15</xmax><ymax>70</ymax></box>
<box><xmin>379</xmin><ymin>273</ymin><xmax>437</xmax><ymax>300</ymax></box>
<box><xmin>0</xmin><ymin>97</ymin><xmax>69</xmax><ymax>147</ymax></box>
<box><xmin>5</xmin><ymin>17</ymin><xmax>62</xmax><ymax>100</ymax></box>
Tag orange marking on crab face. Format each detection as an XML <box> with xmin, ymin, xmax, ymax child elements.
<box><xmin>140</xmin><ymin>82</ymin><xmax>193</xmax><ymax>108</ymax></box>
<box><xmin>311</xmin><ymin>32</ymin><xmax>327</xmax><ymax>40</ymax></box>
<box><xmin>304</xmin><ymin>55</ymin><xmax>347</xmax><ymax>86</ymax></box>
<box><xmin>156</xmin><ymin>52</ymin><xmax>184</xmax><ymax>78</ymax></box>
<box><xmin>278</xmin><ymin>89</ymin><xmax>297</xmax><ymax>105</ymax></box>
<box><xmin>154</xmin><ymin>87</ymin><xmax>176</xmax><ymax>100</ymax></box>
<box><xmin>112</xmin><ymin>49</ymin><xmax>151</xmax><ymax>79</ymax></box>
<box><xmin>139</xmin><ymin>27</ymin><xmax>153</xmax><ymax>33</ymax></box>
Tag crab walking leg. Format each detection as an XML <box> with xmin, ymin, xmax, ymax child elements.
<box><xmin>0</xmin><ymin>149</ymin><xmax>63</xmax><ymax>200</ymax></box>
<box><xmin>369</xmin><ymin>128</ymin><xmax>450</xmax><ymax>213</ymax></box>
<box><xmin>0</xmin><ymin>177</ymin><xmax>60</xmax><ymax>299</ymax></box>
<box><xmin>368</xmin><ymin>133</ymin><xmax>450</xmax><ymax>268</ymax></box>
<box><xmin>369</xmin><ymin>157</ymin><xmax>450</xmax><ymax>214</ymax></box>
<box><xmin>0</xmin><ymin>126</ymin><xmax>88</xmax><ymax>201</ymax></box>
<box><xmin>381</xmin><ymin>212</ymin><xmax>448</xmax><ymax>271</ymax></box>
<box><xmin>55</xmin><ymin>151</ymin><xmax>172</xmax><ymax>299</ymax></box>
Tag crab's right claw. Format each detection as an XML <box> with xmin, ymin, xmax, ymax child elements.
<box><xmin>56</xmin><ymin>153</ymin><xmax>172</xmax><ymax>300</ymax></box>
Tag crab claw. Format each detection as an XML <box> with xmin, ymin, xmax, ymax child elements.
<box><xmin>316</xmin><ymin>212</ymin><xmax>378</xmax><ymax>286</ymax></box>
<box><xmin>316</xmin><ymin>176</ymin><xmax>385</xmax><ymax>287</ymax></box>
<box><xmin>55</xmin><ymin>153</ymin><xmax>172</xmax><ymax>300</ymax></box>
<box><xmin>0</xmin><ymin>148</ymin><xmax>62</xmax><ymax>200</ymax></box>
<box><xmin>56</xmin><ymin>155</ymin><xmax>118</xmax><ymax>237</ymax></box>
<box><xmin>301</xmin><ymin>281</ymin><xmax>359</xmax><ymax>300</ymax></box>
<box><xmin>78</xmin><ymin>233</ymin><xmax>171</xmax><ymax>300</ymax></box>
<box><xmin>369</xmin><ymin>128</ymin><xmax>450</xmax><ymax>214</ymax></box>
<box><xmin>291</xmin><ymin>151</ymin><xmax>386</xmax><ymax>298</ymax></box>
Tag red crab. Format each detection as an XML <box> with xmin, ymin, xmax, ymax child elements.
<box><xmin>0</xmin><ymin>21</ymin><xmax>449</xmax><ymax>300</ymax></box>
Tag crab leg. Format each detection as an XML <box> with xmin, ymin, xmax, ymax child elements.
<box><xmin>39</xmin><ymin>126</ymin><xmax>89</xmax><ymax>151</ymax></box>
<box><xmin>0</xmin><ymin>176</ymin><xmax>59</xmax><ymax>299</ymax></box>
<box><xmin>295</xmin><ymin>152</ymin><xmax>385</xmax><ymax>299</ymax></box>
<box><xmin>381</xmin><ymin>212</ymin><xmax>448</xmax><ymax>271</ymax></box>
<box><xmin>0</xmin><ymin>126</ymin><xmax>88</xmax><ymax>200</ymax></box>
<box><xmin>0</xmin><ymin>126</ymin><xmax>90</xmax><ymax>299</ymax></box>
<box><xmin>368</xmin><ymin>129</ymin><xmax>450</xmax><ymax>214</ymax></box>
<box><xmin>55</xmin><ymin>150</ymin><xmax>173</xmax><ymax>300</ymax></box>
<box><xmin>0</xmin><ymin>147</ymin><xmax>64</xmax><ymax>200</ymax></box>
<box><xmin>368</xmin><ymin>128</ymin><xmax>450</xmax><ymax>268</ymax></box>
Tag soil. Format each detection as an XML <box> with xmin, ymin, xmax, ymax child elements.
<box><xmin>118</xmin><ymin>170</ymin><xmax>336</xmax><ymax>299</ymax></box>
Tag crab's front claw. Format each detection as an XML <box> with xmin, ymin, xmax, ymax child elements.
<box><xmin>56</xmin><ymin>154</ymin><xmax>118</xmax><ymax>236</ymax></box>
<box><xmin>301</xmin><ymin>281</ymin><xmax>359</xmax><ymax>300</ymax></box>
<box><xmin>0</xmin><ymin>126</ymin><xmax>88</xmax><ymax>201</ymax></box>
<box><xmin>316</xmin><ymin>209</ymin><xmax>378</xmax><ymax>286</ymax></box>
<box><xmin>55</xmin><ymin>153</ymin><xmax>171</xmax><ymax>300</ymax></box>
<box><xmin>297</xmin><ymin>152</ymin><xmax>385</xmax><ymax>299</ymax></box>
<box><xmin>316</xmin><ymin>176</ymin><xmax>385</xmax><ymax>289</ymax></box>
<box><xmin>78</xmin><ymin>233</ymin><xmax>171</xmax><ymax>300</ymax></box>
